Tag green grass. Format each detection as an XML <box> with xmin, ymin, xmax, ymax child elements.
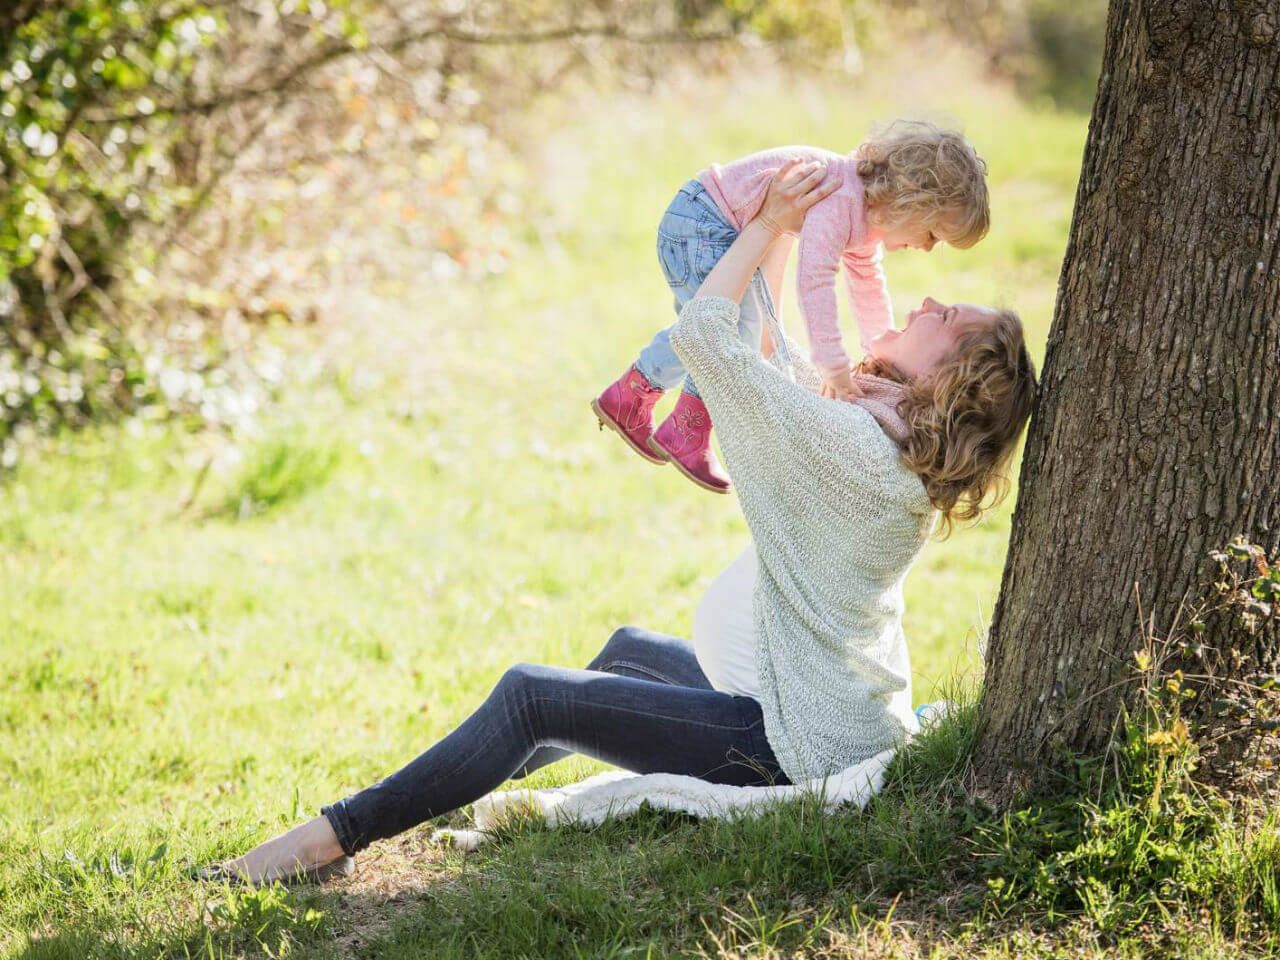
<box><xmin>2</xmin><ymin>53</ymin><xmax>1266</xmax><ymax>960</ymax></box>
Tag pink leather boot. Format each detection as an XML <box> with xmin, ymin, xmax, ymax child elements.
<box><xmin>648</xmin><ymin>392</ymin><xmax>731</xmax><ymax>494</ymax></box>
<box><xmin>591</xmin><ymin>365</ymin><xmax>666</xmax><ymax>465</ymax></box>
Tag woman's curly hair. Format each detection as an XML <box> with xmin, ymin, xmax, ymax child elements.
<box><xmin>856</xmin><ymin>119</ymin><xmax>990</xmax><ymax>249</ymax></box>
<box><xmin>858</xmin><ymin>309</ymin><xmax>1038</xmax><ymax>538</ymax></box>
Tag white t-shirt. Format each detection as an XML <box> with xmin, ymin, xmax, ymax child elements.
<box><xmin>692</xmin><ymin>544</ymin><xmax>762</xmax><ymax>699</ymax></box>
<box><xmin>692</xmin><ymin>543</ymin><xmax>916</xmax><ymax>730</ymax></box>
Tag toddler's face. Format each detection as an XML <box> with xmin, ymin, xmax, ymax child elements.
<box><xmin>879</xmin><ymin>221</ymin><xmax>938</xmax><ymax>252</ymax></box>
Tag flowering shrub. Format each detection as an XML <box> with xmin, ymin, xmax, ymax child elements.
<box><xmin>0</xmin><ymin>0</ymin><xmax>762</xmax><ymax>467</ymax></box>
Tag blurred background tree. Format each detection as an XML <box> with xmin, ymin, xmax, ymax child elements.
<box><xmin>876</xmin><ymin>0</ymin><xmax>1106</xmax><ymax>106</ymax></box>
<box><xmin>0</xmin><ymin>0</ymin><xmax>1105</xmax><ymax>469</ymax></box>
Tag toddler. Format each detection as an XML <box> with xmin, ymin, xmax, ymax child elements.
<box><xmin>591</xmin><ymin>119</ymin><xmax>990</xmax><ymax>493</ymax></box>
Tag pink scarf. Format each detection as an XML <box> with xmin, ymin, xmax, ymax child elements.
<box><xmin>848</xmin><ymin>373</ymin><xmax>910</xmax><ymax>446</ymax></box>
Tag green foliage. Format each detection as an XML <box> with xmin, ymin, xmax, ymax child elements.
<box><xmin>219</xmin><ymin>435</ymin><xmax>342</xmax><ymax>519</ymax></box>
<box><xmin>0</xmin><ymin>2</ymin><xmax>211</xmax><ymax>284</ymax></box>
<box><xmin>0</xmin><ymin>0</ymin><xmax>1106</xmax><ymax>475</ymax></box>
<box><xmin>721</xmin><ymin>0</ymin><xmax>844</xmax><ymax>53</ymax></box>
<box><xmin>879</xmin><ymin>0</ymin><xmax>1107</xmax><ymax>110</ymax></box>
<box><xmin>977</xmin><ymin>724</ymin><xmax>1228</xmax><ymax>932</ymax></box>
<box><xmin>1</xmin><ymin>0</ymin><xmax>749</xmax><ymax>469</ymax></box>
<box><xmin>0</xmin><ymin>55</ymin><xmax>1082</xmax><ymax>955</ymax></box>
<box><xmin>10</xmin><ymin>48</ymin><xmax>1272</xmax><ymax>960</ymax></box>
<box><xmin>1208</xmin><ymin>537</ymin><xmax>1280</xmax><ymax>633</ymax></box>
<box><xmin>207</xmin><ymin>886</ymin><xmax>330</xmax><ymax>956</ymax></box>
<box><xmin>1024</xmin><ymin>0</ymin><xmax>1109</xmax><ymax>109</ymax></box>
<box><xmin>0</xmin><ymin>1</ymin><xmax>285</xmax><ymax>467</ymax></box>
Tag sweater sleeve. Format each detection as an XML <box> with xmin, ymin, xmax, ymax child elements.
<box><xmin>795</xmin><ymin>193</ymin><xmax>855</xmax><ymax>377</ymax></box>
<box><xmin>841</xmin><ymin>244</ymin><xmax>894</xmax><ymax>353</ymax></box>
<box><xmin>669</xmin><ymin>296</ymin><xmax>923</xmax><ymax>508</ymax></box>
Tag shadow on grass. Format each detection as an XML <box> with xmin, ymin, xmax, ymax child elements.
<box><xmin>13</xmin><ymin>709</ymin><xmax>994</xmax><ymax>959</ymax></box>
<box><xmin>26</xmin><ymin>698</ymin><xmax>1265</xmax><ymax>959</ymax></box>
<box><xmin>329</xmin><ymin>708</ymin><xmax>992</xmax><ymax>957</ymax></box>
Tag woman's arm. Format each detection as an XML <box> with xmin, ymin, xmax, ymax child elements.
<box><xmin>669</xmin><ymin>297</ymin><xmax>913</xmax><ymax>507</ymax></box>
<box><xmin>674</xmin><ymin>159</ymin><xmax>839</xmax><ymax>390</ymax></box>
<box><xmin>696</xmin><ymin>218</ymin><xmax>780</xmax><ymax>303</ymax></box>
<box><xmin>758</xmin><ymin>237</ymin><xmax>794</xmax><ymax>359</ymax></box>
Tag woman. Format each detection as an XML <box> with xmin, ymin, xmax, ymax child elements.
<box><xmin>202</xmin><ymin>160</ymin><xmax>1038</xmax><ymax>885</ymax></box>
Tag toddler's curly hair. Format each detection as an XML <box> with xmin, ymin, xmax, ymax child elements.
<box><xmin>856</xmin><ymin>119</ymin><xmax>990</xmax><ymax>249</ymax></box>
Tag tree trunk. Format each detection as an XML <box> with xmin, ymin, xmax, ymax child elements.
<box><xmin>972</xmin><ymin>0</ymin><xmax>1280</xmax><ymax>795</ymax></box>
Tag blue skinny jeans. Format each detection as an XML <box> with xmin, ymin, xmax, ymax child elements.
<box><xmin>321</xmin><ymin>626</ymin><xmax>790</xmax><ymax>855</ymax></box>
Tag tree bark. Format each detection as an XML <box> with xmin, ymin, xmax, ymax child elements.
<box><xmin>972</xmin><ymin>0</ymin><xmax>1280</xmax><ymax>795</ymax></box>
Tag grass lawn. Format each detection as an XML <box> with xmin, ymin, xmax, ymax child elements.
<box><xmin>8</xmin><ymin>49</ymin><xmax>1255</xmax><ymax>960</ymax></box>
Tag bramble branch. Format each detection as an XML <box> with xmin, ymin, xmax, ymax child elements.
<box><xmin>83</xmin><ymin>20</ymin><xmax>738</xmax><ymax>125</ymax></box>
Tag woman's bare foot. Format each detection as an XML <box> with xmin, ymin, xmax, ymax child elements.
<box><xmin>217</xmin><ymin>815</ymin><xmax>348</xmax><ymax>885</ymax></box>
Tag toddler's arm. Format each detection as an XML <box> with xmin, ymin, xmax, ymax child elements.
<box><xmin>842</xmin><ymin>246</ymin><xmax>894</xmax><ymax>351</ymax></box>
<box><xmin>795</xmin><ymin>195</ymin><xmax>855</xmax><ymax>379</ymax></box>
<box><xmin>796</xmin><ymin>195</ymin><xmax>870</xmax><ymax>400</ymax></box>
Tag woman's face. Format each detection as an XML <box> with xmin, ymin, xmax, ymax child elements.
<box><xmin>867</xmin><ymin>297</ymin><xmax>996</xmax><ymax>380</ymax></box>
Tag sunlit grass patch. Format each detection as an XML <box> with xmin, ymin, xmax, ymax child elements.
<box><xmin>215</xmin><ymin>436</ymin><xmax>344</xmax><ymax>520</ymax></box>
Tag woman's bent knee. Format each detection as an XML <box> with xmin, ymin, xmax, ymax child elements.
<box><xmin>604</xmin><ymin>625</ymin><xmax>647</xmax><ymax>659</ymax></box>
<box><xmin>499</xmin><ymin>662</ymin><xmax>540</xmax><ymax>690</ymax></box>
<box><xmin>608</xmin><ymin>624</ymin><xmax>643</xmax><ymax>645</ymax></box>
<box><xmin>498</xmin><ymin>662</ymin><xmax>567</xmax><ymax>707</ymax></box>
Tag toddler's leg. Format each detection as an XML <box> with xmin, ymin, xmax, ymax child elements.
<box><xmin>633</xmin><ymin>198</ymin><xmax>711</xmax><ymax>391</ymax></box>
<box><xmin>650</xmin><ymin>258</ymin><xmax>777</xmax><ymax>494</ymax></box>
<box><xmin>635</xmin><ymin>321</ymin><xmax>691</xmax><ymax>394</ymax></box>
<box><xmin>591</xmin><ymin>209</ymin><xmax>708</xmax><ymax>464</ymax></box>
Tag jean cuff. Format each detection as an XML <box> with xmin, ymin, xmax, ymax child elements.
<box><xmin>320</xmin><ymin>799</ymin><xmax>360</xmax><ymax>857</ymax></box>
<box><xmin>632</xmin><ymin>361</ymin><xmax>664</xmax><ymax>391</ymax></box>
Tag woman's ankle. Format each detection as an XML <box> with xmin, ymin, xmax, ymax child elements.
<box><xmin>295</xmin><ymin>815</ymin><xmax>346</xmax><ymax>863</ymax></box>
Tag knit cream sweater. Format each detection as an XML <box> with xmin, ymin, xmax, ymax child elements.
<box><xmin>670</xmin><ymin>295</ymin><xmax>939</xmax><ymax>783</ymax></box>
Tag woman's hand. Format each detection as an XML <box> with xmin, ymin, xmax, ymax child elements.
<box><xmin>754</xmin><ymin>159</ymin><xmax>840</xmax><ymax>237</ymax></box>
<box><xmin>693</xmin><ymin>160</ymin><xmax>837</xmax><ymax>305</ymax></box>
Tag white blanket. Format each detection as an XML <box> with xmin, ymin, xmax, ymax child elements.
<box><xmin>429</xmin><ymin>703</ymin><xmax>952</xmax><ymax>852</ymax></box>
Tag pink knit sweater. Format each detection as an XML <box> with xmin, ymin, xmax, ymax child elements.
<box><xmin>697</xmin><ymin>146</ymin><xmax>892</xmax><ymax>376</ymax></box>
